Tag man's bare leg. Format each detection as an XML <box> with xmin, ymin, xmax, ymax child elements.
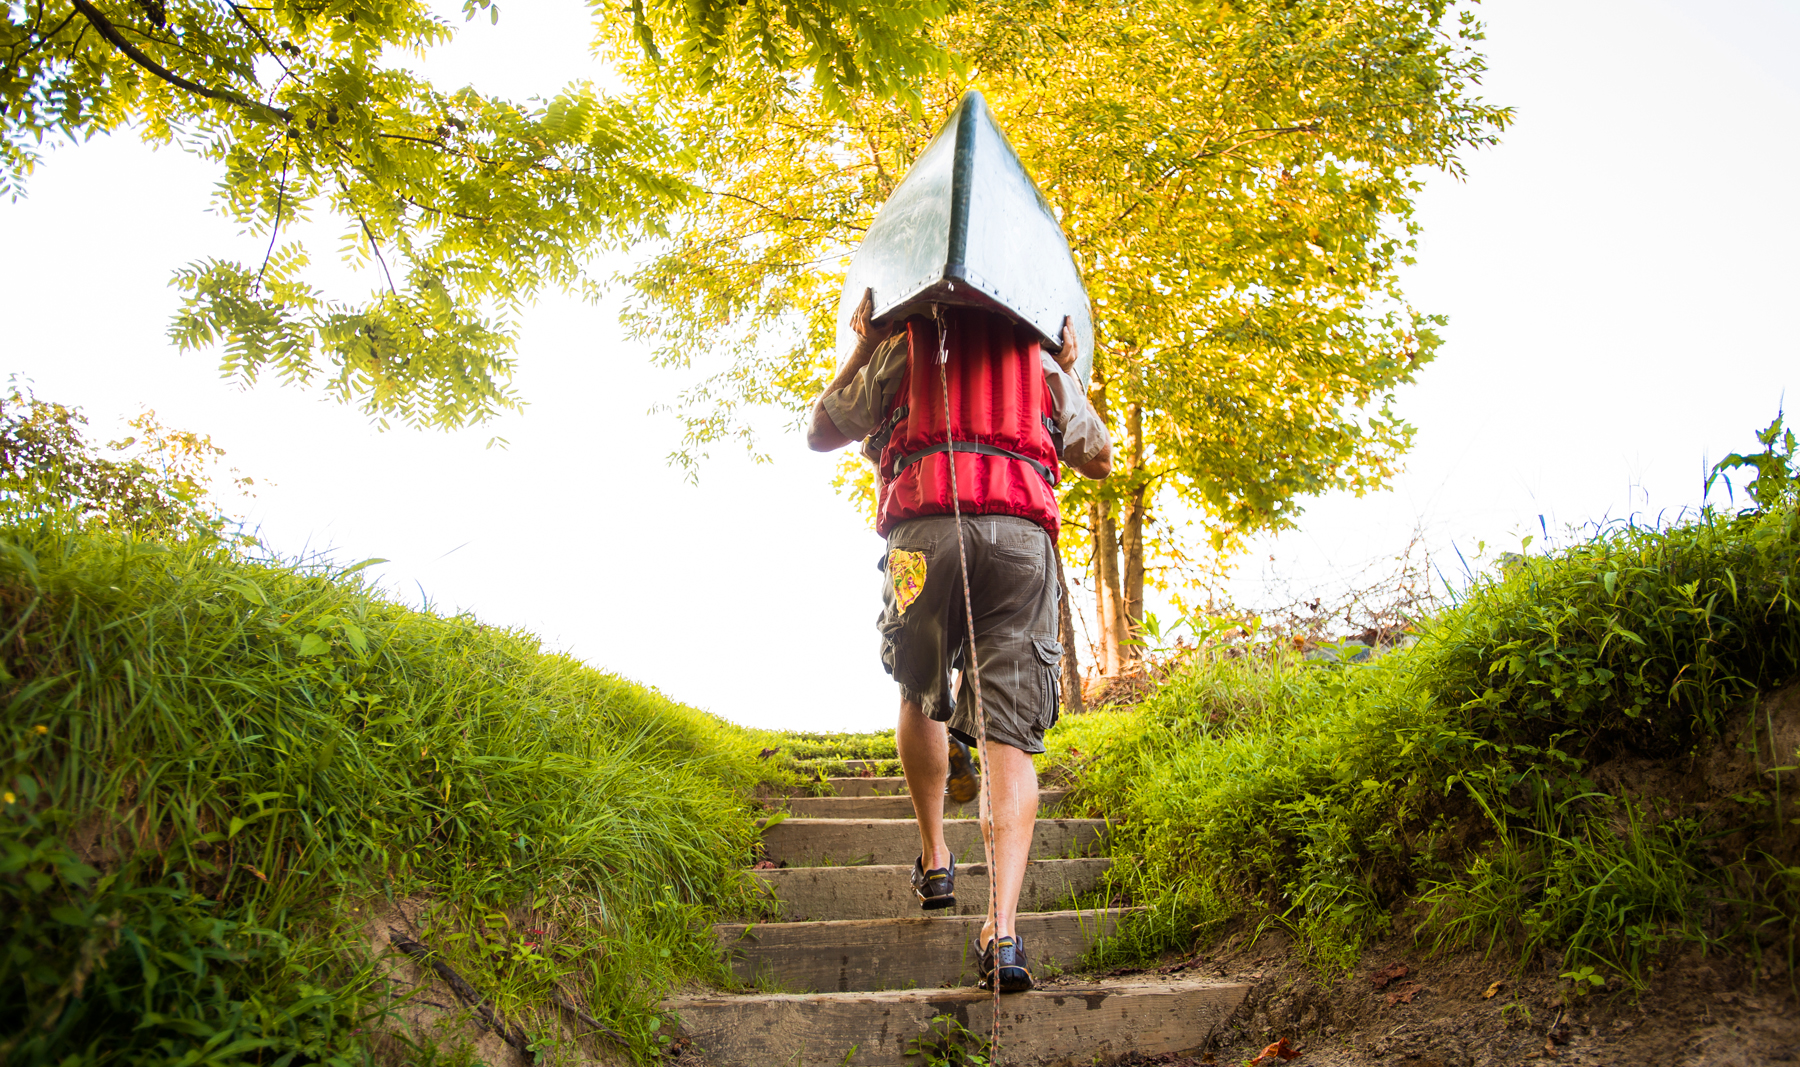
<box><xmin>977</xmin><ymin>741</ymin><xmax>1039</xmax><ymax>945</ymax></box>
<box><xmin>897</xmin><ymin>697</ymin><xmax>951</xmax><ymax>870</ymax></box>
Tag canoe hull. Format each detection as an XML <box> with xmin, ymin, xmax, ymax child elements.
<box><xmin>836</xmin><ymin>91</ymin><xmax>1094</xmax><ymax>387</ymax></box>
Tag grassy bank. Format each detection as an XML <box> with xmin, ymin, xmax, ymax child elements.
<box><xmin>0</xmin><ymin>389</ymin><xmax>809</xmax><ymax>1067</ymax></box>
<box><xmin>1048</xmin><ymin>489</ymin><xmax>1800</xmax><ymax>987</ymax></box>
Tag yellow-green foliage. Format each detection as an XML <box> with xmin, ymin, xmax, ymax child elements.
<box><xmin>0</xmin><ymin>517</ymin><xmax>791</xmax><ymax>1065</ymax></box>
<box><xmin>1049</xmin><ymin>493</ymin><xmax>1800</xmax><ymax>982</ymax></box>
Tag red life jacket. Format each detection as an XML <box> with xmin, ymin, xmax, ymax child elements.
<box><xmin>872</xmin><ymin>307</ymin><xmax>1063</xmax><ymax>540</ymax></box>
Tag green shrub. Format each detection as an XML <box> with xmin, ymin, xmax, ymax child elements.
<box><xmin>1418</xmin><ymin>506</ymin><xmax>1800</xmax><ymax>755</ymax></box>
<box><xmin>1053</xmin><ymin>425</ymin><xmax>1800</xmax><ymax>983</ymax></box>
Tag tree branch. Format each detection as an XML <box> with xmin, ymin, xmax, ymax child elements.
<box><xmin>69</xmin><ymin>0</ymin><xmax>291</xmax><ymax>123</ymax></box>
<box><xmin>387</xmin><ymin>929</ymin><xmax>532</xmax><ymax>1054</ymax></box>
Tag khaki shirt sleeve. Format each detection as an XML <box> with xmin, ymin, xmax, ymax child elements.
<box><xmin>1040</xmin><ymin>351</ymin><xmax>1111</xmax><ymax>468</ymax></box>
<box><xmin>819</xmin><ymin>335</ymin><xmax>908</xmax><ymax>446</ymax></box>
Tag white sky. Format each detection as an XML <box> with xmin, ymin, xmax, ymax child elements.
<box><xmin>4</xmin><ymin>1</ymin><xmax>1796</xmax><ymax>733</ymax></box>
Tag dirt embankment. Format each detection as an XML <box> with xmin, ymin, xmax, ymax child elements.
<box><xmin>1115</xmin><ymin>934</ymin><xmax>1796</xmax><ymax>1067</ymax></box>
<box><xmin>1112</xmin><ymin>686</ymin><xmax>1800</xmax><ymax>1067</ymax></box>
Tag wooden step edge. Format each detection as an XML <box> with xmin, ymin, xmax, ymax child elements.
<box><xmin>764</xmin><ymin>789</ymin><xmax>1073</xmax><ymax>818</ymax></box>
<box><xmin>758</xmin><ymin>776</ymin><xmax>911</xmax><ymax>799</ymax></box>
<box><xmin>754</xmin><ymin>814</ymin><xmax>1103</xmax><ymax>829</ymax></box>
<box><xmin>751</xmin><ymin>856</ymin><xmax>1113</xmax><ymax>878</ymax></box>
<box><xmin>711</xmin><ymin>908</ymin><xmax>1147</xmax><ymax>993</ymax></box>
<box><xmin>666</xmin><ymin>974</ymin><xmax>1246</xmax><ymax>1004</ymax></box>
<box><xmin>661</xmin><ymin>978</ymin><xmax>1252</xmax><ymax>1067</ymax></box>
<box><xmin>713</xmin><ymin>905</ymin><xmax>1146</xmax><ymax>940</ymax></box>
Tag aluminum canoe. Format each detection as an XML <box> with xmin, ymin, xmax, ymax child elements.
<box><xmin>834</xmin><ymin>89</ymin><xmax>1094</xmax><ymax>387</ymax></box>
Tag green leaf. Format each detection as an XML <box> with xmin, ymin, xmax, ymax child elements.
<box><xmin>297</xmin><ymin>633</ymin><xmax>329</xmax><ymax>657</ymax></box>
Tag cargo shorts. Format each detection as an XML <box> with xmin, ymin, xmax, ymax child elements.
<box><xmin>877</xmin><ymin>514</ymin><xmax>1064</xmax><ymax>754</ymax></box>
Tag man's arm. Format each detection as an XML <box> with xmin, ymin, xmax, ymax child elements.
<box><xmin>807</xmin><ymin>350</ymin><xmax>872</xmax><ymax>451</ymax></box>
<box><xmin>1052</xmin><ymin>317</ymin><xmax>1112</xmax><ymax>479</ymax></box>
<box><xmin>808</xmin><ymin>288</ymin><xmax>896</xmax><ymax>452</ymax></box>
<box><xmin>1075</xmin><ymin>447</ymin><xmax>1113</xmax><ymax>480</ymax></box>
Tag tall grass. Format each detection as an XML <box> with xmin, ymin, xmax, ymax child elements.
<box><xmin>0</xmin><ymin>515</ymin><xmax>795</xmax><ymax>1065</ymax></box>
<box><xmin>1050</xmin><ymin>494</ymin><xmax>1800</xmax><ymax>984</ymax></box>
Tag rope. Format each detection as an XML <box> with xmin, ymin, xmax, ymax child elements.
<box><xmin>932</xmin><ymin>304</ymin><xmax>1002</xmax><ymax>1056</ymax></box>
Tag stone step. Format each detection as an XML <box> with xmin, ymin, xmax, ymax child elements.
<box><xmin>757</xmin><ymin>817</ymin><xmax>1105</xmax><ymax>867</ymax></box>
<box><xmin>750</xmin><ymin>858</ymin><xmax>1112</xmax><ymax>922</ymax></box>
<box><xmin>772</xmin><ymin>789</ymin><xmax>1070</xmax><ymax>820</ymax></box>
<box><xmin>663</xmin><ymin>977</ymin><xmax>1250</xmax><ymax>1066</ymax></box>
<box><xmin>716</xmin><ymin>907</ymin><xmax>1139</xmax><ymax>992</ymax></box>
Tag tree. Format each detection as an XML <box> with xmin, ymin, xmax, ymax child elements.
<box><xmin>612</xmin><ymin>0</ymin><xmax>1510</xmax><ymax>679</ymax></box>
<box><xmin>1</xmin><ymin>0</ymin><xmax>952</xmax><ymax>429</ymax></box>
<box><xmin>0</xmin><ymin>380</ymin><xmax>252</xmax><ymax>535</ymax></box>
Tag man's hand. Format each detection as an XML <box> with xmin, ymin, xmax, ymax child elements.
<box><xmin>1054</xmin><ymin>316</ymin><xmax>1080</xmax><ymax>375</ymax></box>
<box><xmin>851</xmin><ymin>287</ymin><xmax>897</xmax><ymax>346</ymax></box>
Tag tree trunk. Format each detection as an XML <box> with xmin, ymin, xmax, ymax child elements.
<box><xmin>1090</xmin><ymin>505</ymin><xmax>1114</xmax><ymax>675</ymax></box>
<box><xmin>1119</xmin><ymin>403</ymin><xmax>1147</xmax><ymax>664</ymax></box>
<box><xmin>1054</xmin><ymin>552</ymin><xmax>1086</xmax><ymax>715</ymax></box>
<box><xmin>1085</xmin><ymin>364</ymin><xmax>1128</xmax><ymax>678</ymax></box>
<box><xmin>1092</xmin><ymin>499</ymin><xmax>1128</xmax><ymax>677</ymax></box>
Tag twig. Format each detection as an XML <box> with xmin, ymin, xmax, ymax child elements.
<box><xmin>254</xmin><ymin>138</ymin><xmax>292</xmax><ymax>294</ymax></box>
<box><xmin>345</xmin><ymin>197</ymin><xmax>399</xmax><ymax>296</ymax></box>
<box><xmin>387</xmin><ymin>928</ymin><xmax>532</xmax><ymax>1055</ymax></box>
<box><xmin>548</xmin><ymin>987</ymin><xmax>629</xmax><ymax>1046</ymax></box>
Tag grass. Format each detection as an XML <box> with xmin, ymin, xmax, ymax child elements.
<box><xmin>0</xmin><ymin>517</ymin><xmax>800</xmax><ymax>1063</ymax></box>
<box><xmin>1047</xmin><ymin>469</ymin><xmax>1800</xmax><ymax>986</ymax></box>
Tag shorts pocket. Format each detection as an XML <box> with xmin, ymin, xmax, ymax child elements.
<box><xmin>991</xmin><ymin>539</ymin><xmax>1047</xmax><ymax>575</ymax></box>
<box><xmin>1032</xmin><ymin>635</ymin><xmax>1064</xmax><ymax>731</ymax></box>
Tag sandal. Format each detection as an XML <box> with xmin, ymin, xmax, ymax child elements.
<box><xmin>946</xmin><ymin>735</ymin><xmax>979</xmax><ymax>804</ymax></box>
<box><xmin>976</xmin><ymin>933</ymin><xmax>1034</xmax><ymax>992</ymax></box>
<box><xmin>911</xmin><ymin>853</ymin><xmax>957</xmax><ymax>911</ymax></box>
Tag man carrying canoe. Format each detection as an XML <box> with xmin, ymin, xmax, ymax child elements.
<box><xmin>807</xmin><ymin>289</ymin><xmax>1112</xmax><ymax>992</ymax></box>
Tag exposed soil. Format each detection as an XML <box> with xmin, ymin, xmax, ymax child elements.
<box><xmin>1081</xmin><ymin>927</ymin><xmax>1798</xmax><ymax>1067</ymax></box>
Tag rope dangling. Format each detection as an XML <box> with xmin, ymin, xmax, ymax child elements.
<box><xmin>932</xmin><ymin>304</ymin><xmax>1002</xmax><ymax>1053</ymax></box>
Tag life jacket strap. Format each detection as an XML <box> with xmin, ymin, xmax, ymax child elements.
<box><xmin>893</xmin><ymin>440</ymin><xmax>1057</xmax><ymax>487</ymax></box>
<box><xmin>869</xmin><ymin>404</ymin><xmax>909</xmax><ymax>454</ymax></box>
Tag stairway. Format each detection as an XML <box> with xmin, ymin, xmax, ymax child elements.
<box><xmin>662</xmin><ymin>764</ymin><xmax>1249</xmax><ymax>1065</ymax></box>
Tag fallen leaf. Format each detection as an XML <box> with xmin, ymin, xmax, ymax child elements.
<box><xmin>1484</xmin><ymin>980</ymin><xmax>1505</xmax><ymax>1000</ymax></box>
<box><xmin>751</xmin><ymin>860</ymin><xmax>779</xmax><ymax>870</ymax></box>
<box><xmin>1247</xmin><ymin>1037</ymin><xmax>1301</xmax><ymax>1065</ymax></box>
<box><xmin>241</xmin><ymin>864</ymin><xmax>269</xmax><ymax>883</ymax></box>
<box><xmin>1385</xmin><ymin>982</ymin><xmax>1421</xmax><ymax>1007</ymax></box>
<box><xmin>1371</xmin><ymin>962</ymin><xmax>1410</xmax><ymax>989</ymax></box>
<box><xmin>756</xmin><ymin>747</ymin><xmax>780</xmax><ymax>760</ymax></box>
<box><xmin>1200</xmin><ymin>1055</ymin><xmax>1216</xmax><ymax>1065</ymax></box>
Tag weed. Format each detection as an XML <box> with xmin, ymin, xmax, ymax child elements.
<box><xmin>906</xmin><ymin>1012</ymin><xmax>992</xmax><ymax>1066</ymax></box>
<box><xmin>1560</xmin><ymin>964</ymin><xmax>1607</xmax><ymax>997</ymax></box>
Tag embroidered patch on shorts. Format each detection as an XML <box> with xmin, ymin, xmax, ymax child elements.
<box><xmin>889</xmin><ymin>549</ymin><xmax>928</xmax><ymax>613</ymax></box>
